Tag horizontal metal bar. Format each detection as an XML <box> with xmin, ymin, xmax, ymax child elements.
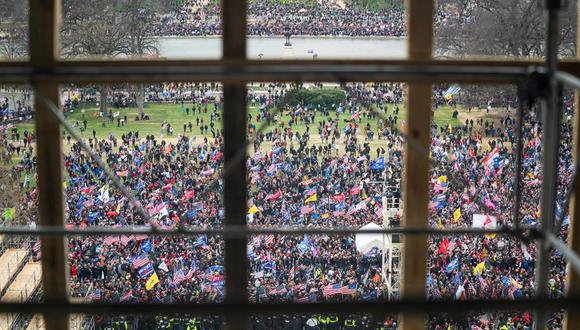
<box><xmin>544</xmin><ymin>232</ymin><xmax>580</xmax><ymax>276</ymax></box>
<box><xmin>556</xmin><ymin>70</ymin><xmax>580</xmax><ymax>90</ymax></box>
<box><xmin>0</xmin><ymin>298</ymin><xmax>577</xmax><ymax>316</ymax></box>
<box><xmin>0</xmin><ymin>225</ymin><xmax>531</xmax><ymax>237</ymax></box>
<box><xmin>0</xmin><ymin>62</ymin><xmax>531</xmax><ymax>83</ymax></box>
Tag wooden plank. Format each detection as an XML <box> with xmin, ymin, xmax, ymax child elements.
<box><xmin>222</xmin><ymin>0</ymin><xmax>248</xmax><ymax>328</ymax></box>
<box><xmin>565</xmin><ymin>3</ymin><xmax>580</xmax><ymax>328</ymax></box>
<box><xmin>0</xmin><ymin>248</ymin><xmax>28</xmax><ymax>294</ymax></box>
<box><xmin>29</xmin><ymin>1</ymin><xmax>69</xmax><ymax>330</ymax></box>
<box><xmin>400</xmin><ymin>0</ymin><xmax>433</xmax><ymax>329</ymax></box>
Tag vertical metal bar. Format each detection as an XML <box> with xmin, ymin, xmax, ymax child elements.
<box><xmin>401</xmin><ymin>0</ymin><xmax>433</xmax><ymax>328</ymax></box>
<box><xmin>222</xmin><ymin>0</ymin><xmax>248</xmax><ymax>328</ymax></box>
<box><xmin>29</xmin><ymin>1</ymin><xmax>69</xmax><ymax>330</ymax></box>
<box><xmin>564</xmin><ymin>1</ymin><xmax>580</xmax><ymax>328</ymax></box>
<box><xmin>535</xmin><ymin>2</ymin><xmax>562</xmax><ymax>329</ymax></box>
<box><xmin>512</xmin><ymin>84</ymin><xmax>526</xmax><ymax>231</ymax></box>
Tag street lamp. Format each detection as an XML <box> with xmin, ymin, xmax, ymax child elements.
<box><xmin>283</xmin><ymin>25</ymin><xmax>293</xmax><ymax>47</ymax></box>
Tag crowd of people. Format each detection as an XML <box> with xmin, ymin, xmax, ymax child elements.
<box><xmin>151</xmin><ymin>0</ymin><xmax>470</xmax><ymax>38</ymax></box>
<box><xmin>0</xmin><ymin>80</ymin><xmax>574</xmax><ymax>329</ymax></box>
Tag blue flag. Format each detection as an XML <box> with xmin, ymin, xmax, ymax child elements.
<box><xmin>138</xmin><ymin>263</ymin><xmax>154</xmax><ymax>279</ymax></box>
<box><xmin>370</xmin><ymin>157</ymin><xmax>385</xmax><ymax>171</ymax></box>
<box><xmin>141</xmin><ymin>240</ymin><xmax>152</xmax><ymax>253</ymax></box>
<box><xmin>445</xmin><ymin>257</ymin><xmax>459</xmax><ymax>273</ymax></box>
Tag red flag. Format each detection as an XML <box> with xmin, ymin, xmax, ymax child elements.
<box><xmin>349</xmin><ymin>186</ymin><xmax>361</xmax><ymax>195</ymax></box>
<box><xmin>182</xmin><ymin>190</ymin><xmax>195</xmax><ymax>201</ymax></box>
<box><xmin>332</xmin><ymin>194</ymin><xmax>345</xmax><ymax>202</ymax></box>
<box><xmin>437</xmin><ymin>238</ymin><xmax>449</xmax><ymax>255</ymax></box>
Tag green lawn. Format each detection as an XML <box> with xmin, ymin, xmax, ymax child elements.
<box><xmin>15</xmin><ymin>101</ymin><xmax>462</xmax><ymax>145</ymax></box>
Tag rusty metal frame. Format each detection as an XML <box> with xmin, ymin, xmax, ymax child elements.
<box><xmin>1</xmin><ymin>0</ymin><xmax>580</xmax><ymax>329</ymax></box>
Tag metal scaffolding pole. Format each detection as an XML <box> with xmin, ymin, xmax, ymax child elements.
<box><xmin>534</xmin><ymin>1</ymin><xmax>563</xmax><ymax>329</ymax></box>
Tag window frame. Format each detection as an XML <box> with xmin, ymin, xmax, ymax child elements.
<box><xmin>0</xmin><ymin>0</ymin><xmax>577</xmax><ymax>329</ymax></box>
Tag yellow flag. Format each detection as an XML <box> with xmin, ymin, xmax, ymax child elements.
<box><xmin>437</xmin><ymin>175</ymin><xmax>447</xmax><ymax>183</ymax></box>
<box><xmin>453</xmin><ymin>208</ymin><xmax>461</xmax><ymax>223</ymax></box>
<box><xmin>321</xmin><ymin>213</ymin><xmax>329</xmax><ymax>219</ymax></box>
<box><xmin>472</xmin><ymin>261</ymin><xmax>486</xmax><ymax>275</ymax></box>
<box><xmin>485</xmin><ymin>233</ymin><xmax>497</xmax><ymax>239</ymax></box>
<box><xmin>116</xmin><ymin>203</ymin><xmax>121</xmax><ymax>214</ymax></box>
<box><xmin>305</xmin><ymin>193</ymin><xmax>317</xmax><ymax>204</ymax></box>
<box><xmin>145</xmin><ymin>272</ymin><xmax>159</xmax><ymax>290</ymax></box>
<box><xmin>511</xmin><ymin>278</ymin><xmax>523</xmax><ymax>289</ymax></box>
<box><xmin>448</xmin><ymin>124</ymin><xmax>452</xmax><ymax>133</ymax></box>
<box><xmin>482</xmin><ymin>246</ymin><xmax>487</xmax><ymax>258</ymax></box>
<box><xmin>248</xmin><ymin>205</ymin><xmax>259</xmax><ymax>214</ymax></box>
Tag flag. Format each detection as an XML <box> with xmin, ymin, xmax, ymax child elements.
<box><xmin>370</xmin><ymin>157</ymin><xmax>385</xmax><ymax>171</ymax></box>
<box><xmin>182</xmin><ymin>190</ymin><xmax>195</xmax><ymax>201</ymax></box>
<box><xmin>120</xmin><ymin>235</ymin><xmax>134</xmax><ymax>247</ymax></box>
<box><xmin>473</xmin><ymin>261</ymin><xmax>486</xmax><ymax>276</ymax></box>
<box><xmin>437</xmin><ymin>238</ymin><xmax>449</xmax><ymax>255</ymax></box>
<box><xmin>453</xmin><ymin>208</ymin><xmax>461</xmax><ymax>223</ymax></box>
<box><xmin>248</xmin><ymin>205</ymin><xmax>259</xmax><ymax>214</ymax></box>
<box><xmin>138</xmin><ymin>263</ymin><xmax>155</xmax><ymax>279</ymax></box>
<box><xmin>145</xmin><ymin>272</ymin><xmax>159</xmax><ymax>290</ymax></box>
<box><xmin>3</xmin><ymin>207</ymin><xmax>16</xmax><ymax>221</ymax></box>
<box><xmin>332</xmin><ymin>194</ymin><xmax>345</xmax><ymax>202</ymax></box>
<box><xmin>141</xmin><ymin>240</ymin><xmax>153</xmax><ymax>253</ymax></box>
<box><xmin>132</xmin><ymin>255</ymin><xmax>150</xmax><ymax>269</ymax></box>
<box><xmin>340</xmin><ymin>284</ymin><xmax>358</xmax><ymax>295</ymax></box>
<box><xmin>305</xmin><ymin>193</ymin><xmax>317</xmax><ymax>204</ymax></box>
<box><xmin>119</xmin><ymin>290</ymin><xmax>133</xmax><ymax>302</ymax></box>
<box><xmin>193</xmin><ymin>235</ymin><xmax>208</xmax><ymax>248</ymax></box>
<box><xmin>482</xmin><ymin>146</ymin><xmax>500</xmax><ymax>170</ymax></box>
<box><xmin>173</xmin><ymin>265</ymin><xmax>186</xmax><ymax>285</ymax></box>
<box><xmin>265</xmin><ymin>191</ymin><xmax>282</xmax><ymax>201</ymax></box>
<box><xmin>303</xmin><ymin>187</ymin><xmax>317</xmax><ymax>196</ymax></box>
<box><xmin>187</xmin><ymin>260</ymin><xmax>197</xmax><ymax>279</ymax></box>
<box><xmin>511</xmin><ymin>278</ymin><xmax>523</xmax><ymax>289</ymax></box>
<box><xmin>103</xmin><ymin>236</ymin><xmax>119</xmax><ymax>245</ymax></box>
<box><xmin>323</xmin><ymin>283</ymin><xmax>343</xmax><ymax>297</ymax></box>
<box><xmin>264</xmin><ymin>235</ymin><xmax>275</xmax><ymax>245</ymax></box>
<box><xmin>90</xmin><ymin>289</ymin><xmax>101</xmax><ymax>300</ymax></box>
<box><xmin>158</xmin><ymin>261</ymin><xmax>169</xmax><ymax>272</ymax></box>
<box><xmin>300</xmin><ymin>205</ymin><xmax>315</xmax><ymax>215</ymax></box>
<box><xmin>445</xmin><ymin>257</ymin><xmax>459</xmax><ymax>273</ymax></box>
<box><xmin>350</xmin><ymin>186</ymin><xmax>361</xmax><ymax>195</ymax></box>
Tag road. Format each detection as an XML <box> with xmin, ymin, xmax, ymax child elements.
<box><xmin>157</xmin><ymin>36</ymin><xmax>406</xmax><ymax>59</ymax></box>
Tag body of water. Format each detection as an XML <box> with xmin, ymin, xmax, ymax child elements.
<box><xmin>157</xmin><ymin>36</ymin><xmax>406</xmax><ymax>59</ymax></box>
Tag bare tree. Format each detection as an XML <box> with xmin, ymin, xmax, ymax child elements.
<box><xmin>122</xmin><ymin>0</ymin><xmax>173</xmax><ymax>117</ymax></box>
<box><xmin>0</xmin><ymin>0</ymin><xmax>28</xmax><ymax>60</ymax></box>
<box><xmin>61</xmin><ymin>0</ymin><xmax>130</xmax><ymax>115</ymax></box>
<box><xmin>435</xmin><ymin>0</ymin><xmax>577</xmax><ymax>58</ymax></box>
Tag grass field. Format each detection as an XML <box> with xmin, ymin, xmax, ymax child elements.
<box><xmin>15</xmin><ymin>102</ymin><xmax>462</xmax><ymax>146</ymax></box>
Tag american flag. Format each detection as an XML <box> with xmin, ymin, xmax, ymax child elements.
<box><xmin>103</xmin><ymin>235</ymin><xmax>119</xmax><ymax>245</ymax></box>
<box><xmin>340</xmin><ymin>284</ymin><xmax>357</xmax><ymax>295</ymax></box>
<box><xmin>119</xmin><ymin>290</ymin><xmax>133</xmax><ymax>302</ymax></box>
<box><xmin>173</xmin><ymin>267</ymin><xmax>186</xmax><ymax>285</ymax></box>
<box><xmin>297</xmin><ymin>296</ymin><xmax>309</xmax><ymax>303</ymax></box>
<box><xmin>120</xmin><ymin>235</ymin><xmax>134</xmax><ymax>246</ymax></box>
<box><xmin>90</xmin><ymin>289</ymin><xmax>101</xmax><ymax>301</ymax></box>
<box><xmin>32</xmin><ymin>241</ymin><xmax>41</xmax><ymax>253</ymax></box>
<box><xmin>264</xmin><ymin>235</ymin><xmax>275</xmax><ymax>245</ymax></box>
<box><xmin>132</xmin><ymin>255</ymin><xmax>150</xmax><ymax>269</ymax></box>
<box><xmin>323</xmin><ymin>283</ymin><xmax>343</xmax><ymax>297</ymax></box>
<box><xmin>186</xmin><ymin>268</ymin><xmax>195</xmax><ymax>280</ymax></box>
